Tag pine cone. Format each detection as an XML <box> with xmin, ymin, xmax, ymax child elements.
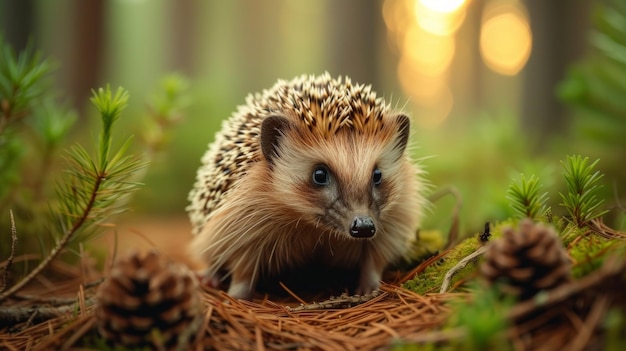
<box><xmin>480</xmin><ymin>219</ymin><xmax>571</xmax><ymax>300</ymax></box>
<box><xmin>95</xmin><ymin>250</ymin><xmax>203</xmax><ymax>350</ymax></box>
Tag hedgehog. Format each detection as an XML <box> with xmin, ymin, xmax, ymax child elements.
<box><xmin>187</xmin><ymin>73</ymin><xmax>426</xmax><ymax>299</ymax></box>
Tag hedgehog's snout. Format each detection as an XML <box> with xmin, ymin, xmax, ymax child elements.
<box><xmin>350</xmin><ymin>216</ymin><xmax>376</xmax><ymax>238</ymax></box>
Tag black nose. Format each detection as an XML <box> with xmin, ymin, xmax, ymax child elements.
<box><xmin>350</xmin><ymin>216</ymin><xmax>376</xmax><ymax>238</ymax></box>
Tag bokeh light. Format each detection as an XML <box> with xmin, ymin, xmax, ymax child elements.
<box><xmin>419</xmin><ymin>0</ymin><xmax>465</xmax><ymax>14</ymax></box>
<box><xmin>403</xmin><ymin>25</ymin><xmax>455</xmax><ymax>77</ymax></box>
<box><xmin>415</xmin><ymin>0</ymin><xmax>467</xmax><ymax>36</ymax></box>
<box><xmin>384</xmin><ymin>0</ymin><xmax>467</xmax><ymax>128</ymax></box>
<box><xmin>384</xmin><ymin>0</ymin><xmax>534</xmax><ymax>128</ymax></box>
<box><xmin>480</xmin><ymin>1</ymin><xmax>532</xmax><ymax>76</ymax></box>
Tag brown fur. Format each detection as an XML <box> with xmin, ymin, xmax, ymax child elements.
<box><xmin>188</xmin><ymin>73</ymin><xmax>426</xmax><ymax>299</ymax></box>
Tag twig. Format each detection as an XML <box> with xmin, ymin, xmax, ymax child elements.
<box><xmin>507</xmin><ymin>255</ymin><xmax>625</xmax><ymax>321</ymax></box>
<box><xmin>1</xmin><ymin>209</ymin><xmax>18</xmax><ymax>293</ymax></box>
<box><xmin>1</xmin><ymin>297</ymin><xmax>96</xmax><ymax>328</ymax></box>
<box><xmin>0</xmin><ymin>175</ymin><xmax>105</xmax><ymax>303</ymax></box>
<box><xmin>587</xmin><ymin>218</ymin><xmax>626</xmax><ymax>240</ymax></box>
<box><xmin>287</xmin><ymin>290</ymin><xmax>382</xmax><ymax>311</ymax></box>
<box><xmin>15</xmin><ymin>309</ymin><xmax>39</xmax><ymax>333</ymax></box>
<box><xmin>439</xmin><ymin>246</ymin><xmax>487</xmax><ymax>293</ymax></box>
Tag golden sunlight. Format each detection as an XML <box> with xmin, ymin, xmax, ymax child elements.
<box><xmin>403</xmin><ymin>25</ymin><xmax>455</xmax><ymax>76</ymax></box>
<box><xmin>394</xmin><ymin>0</ymin><xmax>466</xmax><ymax>127</ymax></box>
<box><xmin>419</xmin><ymin>0</ymin><xmax>465</xmax><ymax>14</ymax></box>
<box><xmin>479</xmin><ymin>1</ymin><xmax>532</xmax><ymax>76</ymax></box>
<box><xmin>415</xmin><ymin>0</ymin><xmax>467</xmax><ymax>36</ymax></box>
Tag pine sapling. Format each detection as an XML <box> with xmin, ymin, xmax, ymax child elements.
<box><xmin>0</xmin><ymin>86</ymin><xmax>146</xmax><ymax>302</ymax></box>
<box><xmin>506</xmin><ymin>174</ymin><xmax>549</xmax><ymax>220</ymax></box>
<box><xmin>559</xmin><ymin>155</ymin><xmax>609</xmax><ymax>227</ymax></box>
<box><xmin>0</xmin><ymin>37</ymin><xmax>51</xmax><ymax>132</ymax></box>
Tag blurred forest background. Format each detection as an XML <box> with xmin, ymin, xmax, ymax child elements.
<box><xmin>1</xmin><ymin>0</ymin><xmax>625</xmax><ymax>241</ymax></box>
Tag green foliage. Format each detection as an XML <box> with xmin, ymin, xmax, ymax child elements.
<box><xmin>415</xmin><ymin>111</ymin><xmax>535</xmax><ymax>237</ymax></box>
<box><xmin>0</xmin><ymin>36</ymin><xmax>60</xmax><ymax>203</ymax></box>
<box><xmin>150</xmin><ymin>73</ymin><xmax>190</xmax><ymax>120</ymax></box>
<box><xmin>0</xmin><ymin>84</ymin><xmax>147</xmax><ymax>301</ymax></box>
<box><xmin>557</xmin><ymin>0</ymin><xmax>626</xmax><ymax>216</ymax></box>
<box><xmin>506</xmin><ymin>174</ymin><xmax>548</xmax><ymax>220</ymax></box>
<box><xmin>559</xmin><ymin>155</ymin><xmax>609</xmax><ymax>227</ymax></box>
<box><xmin>53</xmin><ymin>86</ymin><xmax>146</xmax><ymax>243</ymax></box>
<box><xmin>0</xmin><ymin>36</ymin><xmax>52</xmax><ymax>131</ymax></box>
<box><xmin>30</xmin><ymin>98</ymin><xmax>77</xmax><ymax>149</ymax></box>
<box><xmin>0</xmin><ymin>38</ymin><xmax>156</xmax><ymax>301</ymax></box>
<box><xmin>0</xmin><ymin>132</ymin><xmax>23</xmax><ymax>200</ymax></box>
<box><xmin>505</xmin><ymin>155</ymin><xmax>611</xmax><ymax>229</ymax></box>
<box><xmin>141</xmin><ymin>73</ymin><xmax>189</xmax><ymax>154</ymax></box>
<box><xmin>447</xmin><ymin>284</ymin><xmax>513</xmax><ymax>351</ymax></box>
<box><xmin>403</xmin><ymin>232</ymin><xmax>485</xmax><ymax>294</ymax></box>
<box><xmin>567</xmin><ymin>228</ymin><xmax>624</xmax><ymax>278</ymax></box>
<box><xmin>558</xmin><ymin>0</ymin><xmax>626</xmax><ymax>126</ymax></box>
<box><xmin>90</xmin><ymin>85</ymin><xmax>130</xmax><ymax>170</ymax></box>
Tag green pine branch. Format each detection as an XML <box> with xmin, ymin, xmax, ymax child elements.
<box><xmin>0</xmin><ymin>86</ymin><xmax>146</xmax><ymax>302</ymax></box>
<box><xmin>506</xmin><ymin>156</ymin><xmax>612</xmax><ymax>230</ymax></box>
<box><xmin>506</xmin><ymin>174</ymin><xmax>549</xmax><ymax>220</ymax></box>
<box><xmin>559</xmin><ymin>155</ymin><xmax>609</xmax><ymax>227</ymax></box>
<box><xmin>142</xmin><ymin>73</ymin><xmax>190</xmax><ymax>154</ymax></box>
<box><xmin>0</xmin><ymin>36</ymin><xmax>52</xmax><ymax>133</ymax></box>
<box><xmin>0</xmin><ymin>37</ymin><xmax>58</xmax><ymax>204</ymax></box>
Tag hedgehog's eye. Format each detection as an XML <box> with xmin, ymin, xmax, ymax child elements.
<box><xmin>372</xmin><ymin>168</ymin><xmax>382</xmax><ymax>186</ymax></box>
<box><xmin>312</xmin><ymin>166</ymin><xmax>330</xmax><ymax>186</ymax></box>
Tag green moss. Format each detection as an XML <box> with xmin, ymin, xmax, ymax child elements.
<box><xmin>448</xmin><ymin>284</ymin><xmax>514</xmax><ymax>351</ymax></box>
<box><xmin>566</xmin><ymin>226</ymin><xmax>626</xmax><ymax>278</ymax></box>
<box><xmin>403</xmin><ymin>220</ymin><xmax>515</xmax><ymax>294</ymax></box>
<box><xmin>405</xmin><ymin>214</ymin><xmax>625</xmax><ymax>296</ymax></box>
<box><xmin>404</xmin><ymin>229</ymin><xmax>446</xmax><ymax>263</ymax></box>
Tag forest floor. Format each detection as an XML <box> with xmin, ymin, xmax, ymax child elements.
<box><xmin>96</xmin><ymin>213</ymin><xmax>200</xmax><ymax>269</ymax></box>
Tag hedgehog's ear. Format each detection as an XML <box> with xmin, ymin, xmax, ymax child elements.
<box><xmin>261</xmin><ymin>115</ymin><xmax>292</xmax><ymax>165</ymax></box>
<box><xmin>394</xmin><ymin>114</ymin><xmax>411</xmax><ymax>154</ymax></box>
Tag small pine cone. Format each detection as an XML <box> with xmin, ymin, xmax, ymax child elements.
<box><xmin>95</xmin><ymin>250</ymin><xmax>203</xmax><ymax>350</ymax></box>
<box><xmin>480</xmin><ymin>219</ymin><xmax>571</xmax><ymax>300</ymax></box>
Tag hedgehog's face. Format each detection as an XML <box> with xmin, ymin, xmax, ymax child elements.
<box><xmin>260</xmin><ymin>114</ymin><xmax>411</xmax><ymax>239</ymax></box>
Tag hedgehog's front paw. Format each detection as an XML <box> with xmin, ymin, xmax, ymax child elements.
<box><xmin>355</xmin><ymin>267</ymin><xmax>381</xmax><ymax>295</ymax></box>
<box><xmin>355</xmin><ymin>281</ymin><xmax>380</xmax><ymax>296</ymax></box>
<box><xmin>196</xmin><ymin>269</ymin><xmax>222</xmax><ymax>289</ymax></box>
<box><xmin>227</xmin><ymin>278</ymin><xmax>254</xmax><ymax>300</ymax></box>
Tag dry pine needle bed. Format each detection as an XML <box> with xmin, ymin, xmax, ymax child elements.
<box><xmin>201</xmin><ymin>284</ymin><xmax>454</xmax><ymax>350</ymax></box>
<box><xmin>2</xmin><ymin>219</ymin><xmax>626</xmax><ymax>350</ymax></box>
<box><xmin>1</xmin><ymin>278</ymin><xmax>457</xmax><ymax>351</ymax></box>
